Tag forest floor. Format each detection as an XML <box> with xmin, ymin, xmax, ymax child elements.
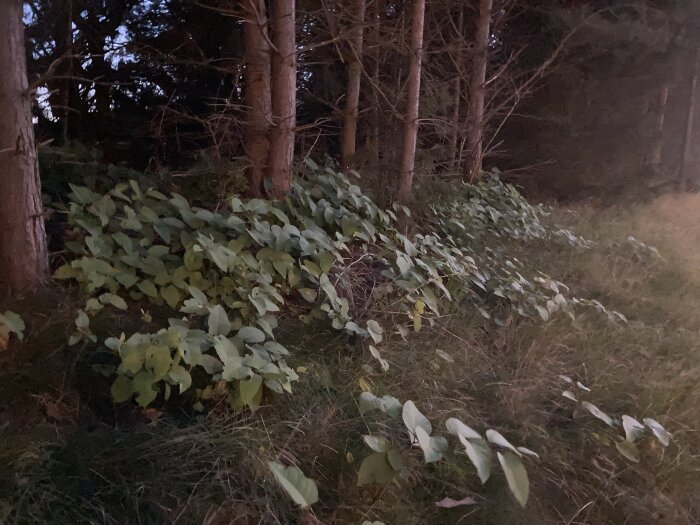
<box><xmin>2</xmin><ymin>193</ymin><xmax>700</xmax><ymax>524</ymax></box>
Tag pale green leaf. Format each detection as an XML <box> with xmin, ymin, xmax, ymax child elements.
<box><xmin>415</xmin><ymin>427</ymin><xmax>448</xmax><ymax>463</ymax></box>
<box><xmin>402</xmin><ymin>400</ymin><xmax>432</xmax><ymax>439</ymax></box>
<box><xmin>643</xmin><ymin>418</ymin><xmax>671</xmax><ymax>447</ymax></box>
<box><xmin>615</xmin><ymin>439</ymin><xmax>640</xmax><ymax>463</ymax></box>
<box><xmin>357</xmin><ymin>453</ymin><xmax>395</xmax><ymax>486</ymax></box>
<box><xmin>581</xmin><ymin>401</ymin><xmax>615</xmax><ymax>427</ymax></box>
<box><xmin>622</xmin><ymin>415</ymin><xmax>645</xmax><ymax>443</ymax></box>
<box><xmin>267</xmin><ymin>462</ymin><xmax>319</xmax><ymax>508</ymax></box>
<box><xmin>207</xmin><ymin>305</ymin><xmax>231</xmax><ymax>336</ymax></box>
<box><xmin>497</xmin><ymin>451</ymin><xmax>529</xmax><ymax>508</ymax></box>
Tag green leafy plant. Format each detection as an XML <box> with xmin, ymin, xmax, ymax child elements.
<box><xmin>560</xmin><ymin>375</ymin><xmax>671</xmax><ymax>462</ymax></box>
<box><xmin>55</xmin><ymin>162</ymin><xmax>621</xmax><ymax>410</ymax></box>
<box><xmin>267</xmin><ymin>462</ymin><xmax>319</xmax><ymax>509</ymax></box>
<box><xmin>357</xmin><ymin>394</ymin><xmax>538</xmax><ymax>507</ymax></box>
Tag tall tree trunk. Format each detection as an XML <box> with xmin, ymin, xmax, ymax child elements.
<box><xmin>449</xmin><ymin>6</ymin><xmax>464</xmax><ymax>165</ymax></box>
<box><xmin>243</xmin><ymin>0</ymin><xmax>272</xmax><ymax>197</ymax></box>
<box><xmin>267</xmin><ymin>0</ymin><xmax>297</xmax><ymax>199</ymax></box>
<box><xmin>679</xmin><ymin>49</ymin><xmax>699</xmax><ymax>192</ymax></box>
<box><xmin>651</xmin><ymin>84</ymin><xmax>668</xmax><ymax>165</ymax></box>
<box><xmin>341</xmin><ymin>0</ymin><xmax>367</xmax><ymax>168</ymax></box>
<box><xmin>0</xmin><ymin>0</ymin><xmax>49</xmax><ymax>292</ymax></box>
<box><xmin>396</xmin><ymin>0</ymin><xmax>426</xmax><ymax>203</ymax></box>
<box><xmin>367</xmin><ymin>0</ymin><xmax>381</xmax><ymax>162</ymax></box>
<box><xmin>464</xmin><ymin>0</ymin><xmax>492</xmax><ymax>182</ymax></box>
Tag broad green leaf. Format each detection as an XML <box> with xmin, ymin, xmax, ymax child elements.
<box><xmin>302</xmin><ymin>260</ymin><xmax>322</xmax><ymax>278</ymax></box>
<box><xmin>402</xmin><ymin>400</ymin><xmax>432</xmax><ymax>439</ymax></box>
<box><xmin>445</xmin><ymin>418</ymin><xmax>482</xmax><ymax>440</ymax></box>
<box><xmin>643</xmin><ymin>418</ymin><xmax>671</xmax><ymax>447</ymax></box>
<box><xmin>240</xmin><ymin>374</ymin><xmax>263</xmax><ymax>405</ymax></box>
<box><xmin>357</xmin><ymin>452</ymin><xmax>395</xmax><ymax>486</ymax></box>
<box><xmin>198</xmin><ymin>354</ymin><xmax>223</xmax><ymax>374</ymax></box>
<box><xmin>137</xmin><ymin>280</ymin><xmax>158</xmax><ymax>298</ymax></box>
<box><xmin>415</xmin><ymin>427</ymin><xmax>448</xmax><ymax>463</ymax></box>
<box><xmin>207</xmin><ymin>305</ymin><xmax>231</xmax><ymax>336</ymax></box>
<box><xmin>0</xmin><ymin>311</ymin><xmax>25</xmax><ymax>340</ymax></box>
<box><xmin>168</xmin><ymin>364</ymin><xmax>192</xmax><ymax>394</ymax></box>
<box><xmin>267</xmin><ymin>462</ymin><xmax>319</xmax><ymax>508</ymax></box>
<box><xmin>318</xmin><ymin>251</ymin><xmax>335</xmax><ymax>273</ymax></box>
<box><xmin>116</xmin><ymin>272</ymin><xmax>139</xmax><ymax>289</ymax></box>
<box><xmin>111</xmin><ymin>375</ymin><xmax>133</xmax><ymax>403</ymax></box>
<box><xmin>132</xmin><ymin>370</ymin><xmax>157</xmax><ymax>407</ymax></box>
<box><xmin>264</xmin><ymin>341</ymin><xmax>289</xmax><ymax>355</ymax></box>
<box><xmin>562</xmin><ymin>390</ymin><xmax>577</xmax><ymax>402</ymax></box>
<box><xmin>497</xmin><ymin>451</ymin><xmax>529</xmax><ymax>508</ymax></box>
<box><xmin>516</xmin><ymin>447</ymin><xmax>539</xmax><ymax>458</ymax></box>
<box><xmin>358</xmin><ymin>392</ymin><xmax>402</xmax><ymax>417</ymax></box>
<box><xmin>621</xmin><ymin>415</ymin><xmax>645</xmax><ymax>443</ymax></box>
<box><xmin>364</xmin><ymin>435</ymin><xmax>390</xmax><ymax>453</ymax></box>
<box><xmin>366</xmin><ymin>320</ymin><xmax>384</xmax><ymax>343</ymax></box>
<box><xmin>461</xmin><ymin>437</ymin><xmax>493</xmax><ymax>484</ymax></box>
<box><xmin>75</xmin><ymin>310</ymin><xmax>90</xmax><ymax>330</ymax></box>
<box><xmin>99</xmin><ymin>293</ymin><xmax>127</xmax><ymax>310</ymax></box>
<box><xmin>485</xmin><ymin>429</ymin><xmax>518</xmax><ymax>454</ymax></box>
<box><xmin>298</xmin><ymin>288</ymin><xmax>318</xmax><ymax>302</ymax></box>
<box><xmin>161</xmin><ymin>285</ymin><xmax>181</xmax><ymax>310</ymax></box>
<box><xmin>368</xmin><ymin>345</ymin><xmax>389</xmax><ymax>372</ymax></box>
<box><xmin>146</xmin><ymin>346</ymin><xmax>172</xmax><ymax>380</ymax></box>
<box><xmin>615</xmin><ymin>439</ymin><xmax>640</xmax><ymax>463</ymax></box>
<box><xmin>581</xmin><ymin>401</ymin><xmax>615</xmax><ymax>427</ymax></box>
<box><xmin>238</xmin><ymin>326</ymin><xmax>265</xmax><ymax>343</ymax></box>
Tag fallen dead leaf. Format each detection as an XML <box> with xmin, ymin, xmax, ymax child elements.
<box><xmin>435</xmin><ymin>496</ymin><xmax>478</xmax><ymax>508</ymax></box>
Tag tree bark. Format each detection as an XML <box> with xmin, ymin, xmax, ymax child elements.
<box><xmin>449</xmin><ymin>6</ymin><xmax>464</xmax><ymax>165</ymax></box>
<box><xmin>650</xmin><ymin>83</ymin><xmax>668</xmax><ymax>166</ymax></box>
<box><xmin>0</xmin><ymin>0</ymin><xmax>49</xmax><ymax>292</ymax></box>
<box><xmin>367</xmin><ymin>0</ymin><xmax>381</xmax><ymax>162</ymax></box>
<box><xmin>679</xmin><ymin>49</ymin><xmax>699</xmax><ymax>192</ymax></box>
<box><xmin>243</xmin><ymin>0</ymin><xmax>272</xmax><ymax>197</ymax></box>
<box><xmin>341</xmin><ymin>0</ymin><xmax>367</xmax><ymax>168</ymax></box>
<box><xmin>396</xmin><ymin>0</ymin><xmax>426</xmax><ymax>203</ymax></box>
<box><xmin>464</xmin><ymin>0</ymin><xmax>492</xmax><ymax>182</ymax></box>
<box><xmin>267</xmin><ymin>0</ymin><xmax>297</xmax><ymax>199</ymax></box>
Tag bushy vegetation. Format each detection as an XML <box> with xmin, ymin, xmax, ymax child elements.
<box><xmin>1</xmin><ymin>163</ymin><xmax>665</xmax><ymax>517</ymax></box>
<box><xmin>2</xmin><ymin>178</ymin><xmax>697</xmax><ymax>522</ymax></box>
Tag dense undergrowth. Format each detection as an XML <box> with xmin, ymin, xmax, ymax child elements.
<box><xmin>0</xmin><ymin>165</ymin><xmax>697</xmax><ymax>524</ymax></box>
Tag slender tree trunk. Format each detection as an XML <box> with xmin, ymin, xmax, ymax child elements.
<box><xmin>651</xmin><ymin>83</ymin><xmax>668</xmax><ymax>165</ymax></box>
<box><xmin>244</xmin><ymin>0</ymin><xmax>272</xmax><ymax>197</ymax></box>
<box><xmin>449</xmin><ymin>6</ymin><xmax>464</xmax><ymax>165</ymax></box>
<box><xmin>341</xmin><ymin>0</ymin><xmax>367</xmax><ymax>169</ymax></box>
<box><xmin>464</xmin><ymin>0</ymin><xmax>492</xmax><ymax>182</ymax></box>
<box><xmin>267</xmin><ymin>0</ymin><xmax>297</xmax><ymax>199</ymax></box>
<box><xmin>396</xmin><ymin>0</ymin><xmax>426</xmax><ymax>203</ymax></box>
<box><xmin>679</xmin><ymin>49</ymin><xmax>699</xmax><ymax>192</ymax></box>
<box><xmin>367</xmin><ymin>0</ymin><xmax>381</xmax><ymax>162</ymax></box>
<box><xmin>0</xmin><ymin>0</ymin><xmax>49</xmax><ymax>292</ymax></box>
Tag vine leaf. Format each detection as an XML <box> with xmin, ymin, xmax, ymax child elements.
<box><xmin>268</xmin><ymin>462</ymin><xmax>319</xmax><ymax>508</ymax></box>
<box><xmin>497</xmin><ymin>451</ymin><xmax>529</xmax><ymax>508</ymax></box>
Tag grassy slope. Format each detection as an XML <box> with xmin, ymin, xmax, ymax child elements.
<box><xmin>2</xmin><ymin>194</ymin><xmax>700</xmax><ymax>524</ymax></box>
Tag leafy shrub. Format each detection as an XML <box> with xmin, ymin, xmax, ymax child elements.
<box><xmin>559</xmin><ymin>375</ymin><xmax>671</xmax><ymax>463</ymax></box>
<box><xmin>358</xmin><ymin>393</ymin><xmax>538</xmax><ymax>507</ymax></box>
<box><xmin>55</xmin><ymin>162</ymin><xmax>620</xmax><ymax>410</ymax></box>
